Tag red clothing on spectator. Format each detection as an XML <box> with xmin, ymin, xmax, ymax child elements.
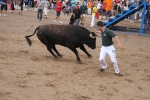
<box><xmin>56</xmin><ymin>1</ymin><xmax>62</xmax><ymax>12</ymax></box>
<box><xmin>10</xmin><ymin>1</ymin><xmax>13</xmax><ymax>10</ymax></box>
<box><xmin>115</xmin><ymin>0</ymin><xmax>120</xmax><ymax>3</ymax></box>
<box><xmin>102</xmin><ymin>2</ymin><xmax>106</xmax><ymax>10</ymax></box>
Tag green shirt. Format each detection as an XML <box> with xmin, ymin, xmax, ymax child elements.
<box><xmin>101</xmin><ymin>28</ymin><xmax>116</xmax><ymax>46</ymax></box>
<box><xmin>80</xmin><ymin>5</ymin><xmax>87</xmax><ymax>14</ymax></box>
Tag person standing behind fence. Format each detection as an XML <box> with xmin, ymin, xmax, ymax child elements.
<box><xmin>36</xmin><ymin>0</ymin><xmax>44</xmax><ymax>21</ymax></box>
<box><xmin>80</xmin><ymin>2</ymin><xmax>87</xmax><ymax>26</ymax></box>
<box><xmin>73</xmin><ymin>4</ymin><xmax>82</xmax><ymax>26</ymax></box>
<box><xmin>0</xmin><ymin>0</ymin><xmax>8</xmax><ymax>17</ymax></box>
<box><xmin>18</xmin><ymin>0</ymin><xmax>23</xmax><ymax>15</ymax></box>
<box><xmin>54</xmin><ymin>0</ymin><xmax>63</xmax><ymax>24</ymax></box>
<box><xmin>43</xmin><ymin>0</ymin><xmax>50</xmax><ymax>19</ymax></box>
<box><xmin>87</xmin><ymin>0</ymin><xmax>92</xmax><ymax>15</ymax></box>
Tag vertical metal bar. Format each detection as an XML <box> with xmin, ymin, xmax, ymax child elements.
<box><xmin>140</xmin><ymin>2</ymin><xmax>147</xmax><ymax>35</ymax></box>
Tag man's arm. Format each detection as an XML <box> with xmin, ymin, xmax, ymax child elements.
<box><xmin>114</xmin><ymin>36</ymin><xmax>123</xmax><ymax>49</ymax></box>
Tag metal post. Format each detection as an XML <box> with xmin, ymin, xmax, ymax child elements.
<box><xmin>140</xmin><ymin>2</ymin><xmax>147</xmax><ymax>35</ymax></box>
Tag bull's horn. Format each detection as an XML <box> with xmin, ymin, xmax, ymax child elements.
<box><xmin>89</xmin><ymin>33</ymin><xmax>96</xmax><ymax>38</ymax></box>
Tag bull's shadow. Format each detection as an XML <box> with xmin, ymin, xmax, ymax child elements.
<box><xmin>43</xmin><ymin>55</ymin><xmax>86</xmax><ymax>64</ymax></box>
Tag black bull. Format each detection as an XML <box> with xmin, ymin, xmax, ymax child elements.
<box><xmin>25</xmin><ymin>24</ymin><xmax>99</xmax><ymax>62</ymax></box>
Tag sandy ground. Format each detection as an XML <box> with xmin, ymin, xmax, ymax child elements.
<box><xmin>0</xmin><ymin>9</ymin><xmax>150</xmax><ymax>100</ymax></box>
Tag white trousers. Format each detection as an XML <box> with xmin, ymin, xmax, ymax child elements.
<box><xmin>99</xmin><ymin>45</ymin><xmax>120</xmax><ymax>73</ymax></box>
<box><xmin>88</xmin><ymin>8</ymin><xmax>91</xmax><ymax>15</ymax></box>
<box><xmin>90</xmin><ymin>14</ymin><xmax>95</xmax><ymax>27</ymax></box>
<box><xmin>44</xmin><ymin>8</ymin><xmax>48</xmax><ymax>15</ymax></box>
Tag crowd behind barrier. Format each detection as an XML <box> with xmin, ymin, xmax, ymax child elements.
<box><xmin>0</xmin><ymin>0</ymin><xmax>150</xmax><ymax>32</ymax></box>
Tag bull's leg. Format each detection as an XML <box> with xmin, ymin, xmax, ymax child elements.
<box><xmin>67</xmin><ymin>43</ymin><xmax>81</xmax><ymax>61</ymax></box>
<box><xmin>79</xmin><ymin>44</ymin><xmax>92</xmax><ymax>58</ymax></box>
<box><xmin>52</xmin><ymin>44</ymin><xmax>62</xmax><ymax>57</ymax></box>
<box><xmin>46</xmin><ymin>45</ymin><xmax>58</xmax><ymax>58</ymax></box>
<box><xmin>70</xmin><ymin>48</ymin><xmax>81</xmax><ymax>62</ymax></box>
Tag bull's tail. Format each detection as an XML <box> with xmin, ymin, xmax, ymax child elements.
<box><xmin>25</xmin><ymin>26</ymin><xmax>39</xmax><ymax>46</ymax></box>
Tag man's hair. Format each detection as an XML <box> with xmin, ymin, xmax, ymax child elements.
<box><xmin>97</xmin><ymin>21</ymin><xmax>104</xmax><ymax>27</ymax></box>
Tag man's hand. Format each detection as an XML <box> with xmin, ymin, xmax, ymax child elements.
<box><xmin>114</xmin><ymin>36</ymin><xmax>123</xmax><ymax>49</ymax></box>
<box><xmin>118</xmin><ymin>43</ymin><xmax>123</xmax><ymax>49</ymax></box>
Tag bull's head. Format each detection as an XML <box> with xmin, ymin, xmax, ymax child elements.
<box><xmin>88</xmin><ymin>32</ymin><xmax>97</xmax><ymax>49</ymax></box>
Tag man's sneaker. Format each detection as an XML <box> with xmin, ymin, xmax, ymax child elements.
<box><xmin>0</xmin><ymin>14</ymin><xmax>2</xmax><ymax>16</ymax></box>
<box><xmin>100</xmin><ymin>68</ymin><xmax>105</xmax><ymax>72</ymax></box>
<box><xmin>115</xmin><ymin>73</ymin><xmax>123</xmax><ymax>76</ymax></box>
<box><xmin>59</xmin><ymin>21</ymin><xmax>63</xmax><ymax>24</ymax></box>
<box><xmin>54</xmin><ymin>20</ymin><xmax>57</xmax><ymax>23</ymax></box>
<box><xmin>4</xmin><ymin>14</ymin><xmax>6</xmax><ymax>17</ymax></box>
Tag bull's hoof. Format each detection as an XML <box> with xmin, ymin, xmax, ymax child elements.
<box><xmin>88</xmin><ymin>55</ymin><xmax>93</xmax><ymax>58</ymax></box>
<box><xmin>54</xmin><ymin>56</ymin><xmax>59</xmax><ymax>58</ymax></box>
<box><xmin>77</xmin><ymin>61</ymin><xmax>82</xmax><ymax>64</ymax></box>
<box><xmin>58</xmin><ymin>54</ymin><xmax>63</xmax><ymax>58</ymax></box>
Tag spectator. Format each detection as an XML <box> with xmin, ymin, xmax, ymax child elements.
<box><xmin>18</xmin><ymin>0</ymin><xmax>23</xmax><ymax>15</ymax></box>
<box><xmin>52</xmin><ymin>0</ymin><xmax>57</xmax><ymax>10</ymax></box>
<box><xmin>14</xmin><ymin>0</ymin><xmax>19</xmax><ymax>9</ymax></box>
<box><xmin>121</xmin><ymin>0</ymin><xmax>128</xmax><ymax>10</ymax></box>
<box><xmin>24</xmin><ymin>0</ymin><xmax>28</xmax><ymax>11</ymax></box>
<box><xmin>99</xmin><ymin>0</ymin><xmax>106</xmax><ymax>19</ymax></box>
<box><xmin>73</xmin><ymin>4</ymin><xmax>82</xmax><ymax>26</ymax></box>
<box><xmin>63</xmin><ymin>5</ymin><xmax>70</xmax><ymax>15</ymax></box>
<box><xmin>54</xmin><ymin>0</ymin><xmax>63</xmax><ymax>24</ymax></box>
<box><xmin>71</xmin><ymin>0</ymin><xmax>76</xmax><ymax>11</ymax></box>
<box><xmin>87</xmin><ymin>0</ymin><xmax>92</xmax><ymax>15</ymax></box>
<box><xmin>0</xmin><ymin>0</ymin><xmax>8</xmax><ymax>17</ymax></box>
<box><xmin>104</xmin><ymin>0</ymin><xmax>113</xmax><ymax>20</ymax></box>
<box><xmin>80</xmin><ymin>2</ymin><xmax>87</xmax><ymax>26</ymax></box>
<box><xmin>62</xmin><ymin>0</ymin><xmax>66</xmax><ymax>11</ymax></box>
<box><xmin>36</xmin><ymin>0</ymin><xmax>44</xmax><ymax>20</ymax></box>
<box><xmin>97</xmin><ymin>1</ymin><xmax>102</xmax><ymax>13</ymax></box>
<box><xmin>43</xmin><ymin>0</ymin><xmax>50</xmax><ymax>19</ymax></box>
<box><xmin>110</xmin><ymin>1</ymin><xmax>121</xmax><ymax>18</ymax></box>
<box><xmin>0</xmin><ymin>1</ymin><xmax>7</xmax><ymax>4</ymax></box>
<box><xmin>10</xmin><ymin>0</ymin><xmax>15</xmax><ymax>13</ymax></box>
<box><xmin>28</xmin><ymin>0</ymin><xmax>32</xmax><ymax>10</ymax></box>
<box><xmin>90</xmin><ymin>4</ymin><xmax>98</xmax><ymax>27</ymax></box>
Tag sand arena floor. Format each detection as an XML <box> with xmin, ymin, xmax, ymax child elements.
<box><xmin>0</xmin><ymin>9</ymin><xmax>150</xmax><ymax>100</ymax></box>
